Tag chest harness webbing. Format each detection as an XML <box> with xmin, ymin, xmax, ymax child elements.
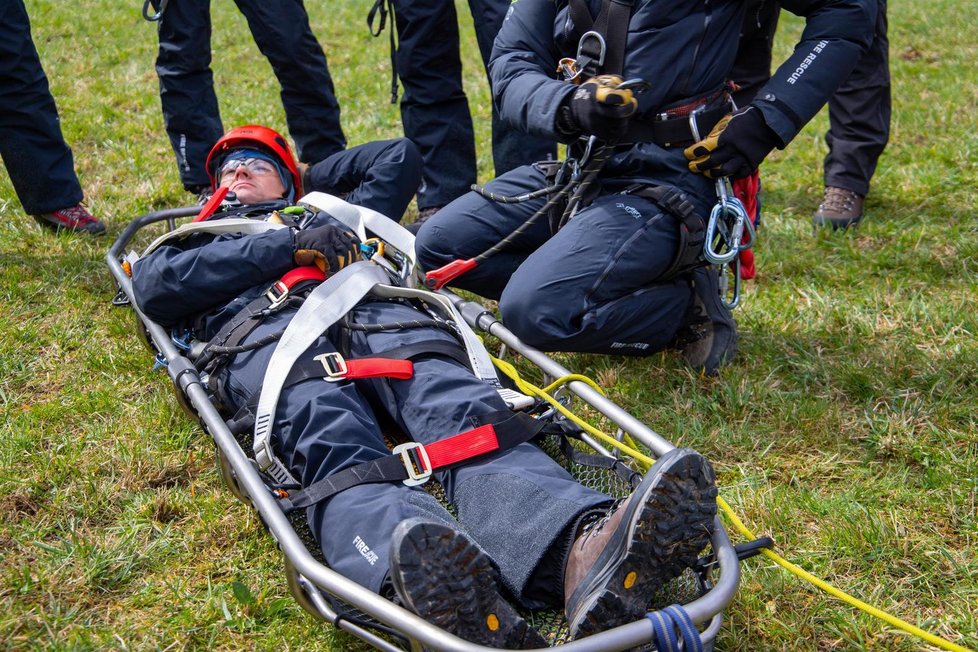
<box><xmin>252</xmin><ymin>262</ymin><xmax>502</xmax><ymax>485</ymax></box>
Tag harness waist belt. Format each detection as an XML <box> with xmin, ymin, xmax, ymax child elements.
<box><xmin>624</xmin><ymin>100</ymin><xmax>732</xmax><ymax>148</ymax></box>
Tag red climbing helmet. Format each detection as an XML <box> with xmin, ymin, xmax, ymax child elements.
<box><xmin>205</xmin><ymin>124</ymin><xmax>302</xmax><ymax>197</ymax></box>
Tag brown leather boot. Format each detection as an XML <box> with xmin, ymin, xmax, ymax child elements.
<box><xmin>812</xmin><ymin>186</ymin><xmax>865</xmax><ymax>230</ymax></box>
<box><xmin>563</xmin><ymin>448</ymin><xmax>718</xmax><ymax>639</ymax></box>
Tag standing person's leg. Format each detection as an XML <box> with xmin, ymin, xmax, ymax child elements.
<box><xmin>302</xmin><ymin>139</ymin><xmax>422</xmax><ymax>221</ymax></box>
<box><xmin>0</xmin><ymin>0</ymin><xmax>83</xmax><ymax>216</ymax></box>
<box><xmin>155</xmin><ymin>0</ymin><xmax>222</xmax><ymax>193</ymax></box>
<box><xmin>467</xmin><ymin>0</ymin><xmax>556</xmax><ymax>175</ymax></box>
<box><xmin>815</xmin><ymin>0</ymin><xmax>889</xmax><ymax>228</ymax></box>
<box><xmin>235</xmin><ymin>0</ymin><xmax>346</xmax><ymax>164</ymax></box>
<box><xmin>392</xmin><ymin>0</ymin><xmax>476</xmax><ymax>211</ymax></box>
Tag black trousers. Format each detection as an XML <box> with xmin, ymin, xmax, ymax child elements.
<box><xmin>391</xmin><ymin>0</ymin><xmax>556</xmax><ymax>210</ymax></box>
<box><xmin>732</xmin><ymin>0</ymin><xmax>889</xmax><ymax>196</ymax></box>
<box><xmin>0</xmin><ymin>0</ymin><xmax>83</xmax><ymax>215</ymax></box>
<box><xmin>155</xmin><ymin>0</ymin><xmax>346</xmax><ymax>191</ymax></box>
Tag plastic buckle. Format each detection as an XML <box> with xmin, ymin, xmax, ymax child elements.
<box><xmin>265</xmin><ymin>280</ymin><xmax>290</xmax><ymax>310</ymax></box>
<box><xmin>314</xmin><ymin>352</ymin><xmax>348</xmax><ymax>381</ymax></box>
<box><xmin>392</xmin><ymin>442</ymin><xmax>432</xmax><ymax>487</ymax></box>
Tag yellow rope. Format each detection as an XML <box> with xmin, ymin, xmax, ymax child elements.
<box><xmin>490</xmin><ymin>356</ymin><xmax>971</xmax><ymax>652</ymax></box>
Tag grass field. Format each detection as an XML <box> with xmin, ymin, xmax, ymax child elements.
<box><xmin>1</xmin><ymin>0</ymin><xmax>976</xmax><ymax>650</ymax></box>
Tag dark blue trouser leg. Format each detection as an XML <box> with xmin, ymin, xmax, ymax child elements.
<box><xmin>823</xmin><ymin>0</ymin><xmax>889</xmax><ymax>197</ymax></box>
<box><xmin>156</xmin><ymin>0</ymin><xmax>223</xmax><ymax>191</ymax></box>
<box><xmin>303</xmin><ymin>139</ymin><xmax>422</xmax><ymax>222</ymax></box>
<box><xmin>416</xmin><ymin>166</ymin><xmax>695</xmax><ymax>354</ymax></box>
<box><xmin>0</xmin><ymin>0</ymin><xmax>83</xmax><ymax>215</ymax></box>
<box><xmin>223</xmin><ymin>302</ymin><xmax>606</xmax><ymax>597</ymax></box>
<box><xmin>392</xmin><ymin>0</ymin><xmax>474</xmax><ymax>210</ymax></box>
<box><xmin>234</xmin><ymin>0</ymin><xmax>346</xmax><ymax>164</ymax></box>
<box><xmin>415</xmin><ymin>165</ymin><xmax>555</xmax><ymax>299</ymax></box>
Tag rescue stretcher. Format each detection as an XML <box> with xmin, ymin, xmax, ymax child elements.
<box><xmin>106</xmin><ymin>194</ymin><xmax>743</xmax><ymax>651</ymax></box>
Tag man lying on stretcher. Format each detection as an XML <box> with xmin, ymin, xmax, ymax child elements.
<box><xmin>130</xmin><ymin>125</ymin><xmax>719</xmax><ymax>646</ymax></box>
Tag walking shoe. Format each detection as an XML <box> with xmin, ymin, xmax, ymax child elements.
<box><xmin>33</xmin><ymin>204</ymin><xmax>106</xmax><ymax>236</ymax></box>
<box><xmin>812</xmin><ymin>186</ymin><xmax>864</xmax><ymax>230</ymax></box>
<box><xmin>389</xmin><ymin>518</ymin><xmax>547</xmax><ymax>648</ymax></box>
<box><xmin>677</xmin><ymin>266</ymin><xmax>738</xmax><ymax>376</ymax></box>
<box><xmin>406</xmin><ymin>206</ymin><xmax>441</xmax><ymax>235</ymax></box>
<box><xmin>564</xmin><ymin>448</ymin><xmax>717</xmax><ymax>639</ymax></box>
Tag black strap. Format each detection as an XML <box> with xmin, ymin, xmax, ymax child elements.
<box><xmin>623</xmin><ymin>101</ymin><xmax>731</xmax><ymax>148</ymax></box>
<box><xmin>567</xmin><ymin>0</ymin><xmax>634</xmax><ymax>76</ymax></box>
<box><xmin>626</xmin><ymin>184</ymin><xmax>707</xmax><ymax>280</ymax></box>
<box><xmin>278</xmin><ymin>411</ymin><xmax>547</xmax><ymax>513</ymax></box>
<box><xmin>367</xmin><ymin>0</ymin><xmax>399</xmax><ymax>104</ymax></box>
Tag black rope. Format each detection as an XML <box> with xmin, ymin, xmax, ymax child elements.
<box><xmin>471</xmin><ymin>144</ymin><xmax>611</xmax><ymax>265</ymax></box>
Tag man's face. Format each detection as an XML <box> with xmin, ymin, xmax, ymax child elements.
<box><xmin>217</xmin><ymin>154</ymin><xmax>287</xmax><ymax>204</ymax></box>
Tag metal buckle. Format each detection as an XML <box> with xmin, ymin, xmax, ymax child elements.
<box><xmin>576</xmin><ymin>31</ymin><xmax>606</xmax><ymax>69</ymax></box>
<box><xmin>265</xmin><ymin>280</ymin><xmax>290</xmax><ymax>310</ymax></box>
<box><xmin>313</xmin><ymin>352</ymin><xmax>348</xmax><ymax>381</ymax></box>
<box><xmin>392</xmin><ymin>442</ymin><xmax>432</xmax><ymax>487</ymax></box>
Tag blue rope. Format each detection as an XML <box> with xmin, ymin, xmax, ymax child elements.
<box><xmin>647</xmin><ymin>604</ymin><xmax>703</xmax><ymax>652</ymax></box>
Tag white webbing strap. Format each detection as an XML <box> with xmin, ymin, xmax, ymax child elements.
<box><xmin>298</xmin><ymin>192</ymin><xmax>417</xmax><ymax>274</ymax></box>
<box><xmin>253</xmin><ymin>263</ymin><xmax>390</xmax><ymax>484</ymax></box>
<box><xmin>252</xmin><ymin>263</ymin><xmax>501</xmax><ymax>484</ymax></box>
<box><xmin>371</xmin><ymin>285</ymin><xmax>500</xmax><ymax>387</ymax></box>
<box><xmin>141</xmin><ymin>218</ymin><xmax>286</xmax><ymax>256</ymax></box>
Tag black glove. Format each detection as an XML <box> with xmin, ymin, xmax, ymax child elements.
<box><xmin>293</xmin><ymin>224</ymin><xmax>360</xmax><ymax>275</ymax></box>
<box><xmin>684</xmin><ymin>106</ymin><xmax>781</xmax><ymax>179</ymax></box>
<box><xmin>556</xmin><ymin>74</ymin><xmax>638</xmax><ymax>144</ymax></box>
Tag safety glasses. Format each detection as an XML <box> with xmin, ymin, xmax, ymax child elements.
<box><xmin>219</xmin><ymin>157</ymin><xmax>279</xmax><ymax>180</ymax></box>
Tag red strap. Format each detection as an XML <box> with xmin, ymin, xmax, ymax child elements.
<box><xmin>424</xmin><ymin>424</ymin><xmax>499</xmax><ymax>470</ymax></box>
<box><xmin>731</xmin><ymin>171</ymin><xmax>760</xmax><ymax>280</ymax></box>
<box><xmin>193</xmin><ymin>186</ymin><xmax>229</xmax><ymax>222</ymax></box>
<box><xmin>344</xmin><ymin>358</ymin><xmax>414</xmax><ymax>380</ymax></box>
<box><xmin>280</xmin><ymin>265</ymin><xmax>326</xmax><ymax>288</ymax></box>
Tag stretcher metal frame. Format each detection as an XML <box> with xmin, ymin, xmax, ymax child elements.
<box><xmin>106</xmin><ymin>203</ymin><xmax>741</xmax><ymax>652</ymax></box>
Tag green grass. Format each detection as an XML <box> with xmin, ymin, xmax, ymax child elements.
<box><xmin>2</xmin><ymin>0</ymin><xmax>976</xmax><ymax>650</ymax></box>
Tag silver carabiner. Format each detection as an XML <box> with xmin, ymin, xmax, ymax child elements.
<box><xmin>576</xmin><ymin>31</ymin><xmax>607</xmax><ymax>69</ymax></box>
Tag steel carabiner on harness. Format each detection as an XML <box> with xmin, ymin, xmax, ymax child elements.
<box><xmin>689</xmin><ymin>107</ymin><xmax>755</xmax><ymax>309</ymax></box>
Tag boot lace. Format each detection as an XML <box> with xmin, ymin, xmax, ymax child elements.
<box><xmin>819</xmin><ymin>187</ymin><xmax>858</xmax><ymax>213</ymax></box>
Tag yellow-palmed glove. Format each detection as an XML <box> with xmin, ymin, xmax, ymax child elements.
<box><xmin>293</xmin><ymin>224</ymin><xmax>360</xmax><ymax>275</ymax></box>
<box><xmin>684</xmin><ymin>106</ymin><xmax>780</xmax><ymax>179</ymax></box>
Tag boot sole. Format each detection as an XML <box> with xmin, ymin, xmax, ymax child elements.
<box><xmin>567</xmin><ymin>448</ymin><xmax>718</xmax><ymax>639</ymax></box>
<box><xmin>390</xmin><ymin>518</ymin><xmax>547</xmax><ymax>649</ymax></box>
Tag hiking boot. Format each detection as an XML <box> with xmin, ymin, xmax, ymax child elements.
<box><xmin>33</xmin><ymin>204</ymin><xmax>106</xmax><ymax>236</ymax></box>
<box><xmin>677</xmin><ymin>266</ymin><xmax>738</xmax><ymax>376</ymax></box>
<box><xmin>389</xmin><ymin>518</ymin><xmax>547</xmax><ymax>648</ymax></box>
<box><xmin>406</xmin><ymin>206</ymin><xmax>441</xmax><ymax>235</ymax></box>
<box><xmin>564</xmin><ymin>448</ymin><xmax>717</xmax><ymax>639</ymax></box>
<box><xmin>812</xmin><ymin>186</ymin><xmax>864</xmax><ymax>230</ymax></box>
